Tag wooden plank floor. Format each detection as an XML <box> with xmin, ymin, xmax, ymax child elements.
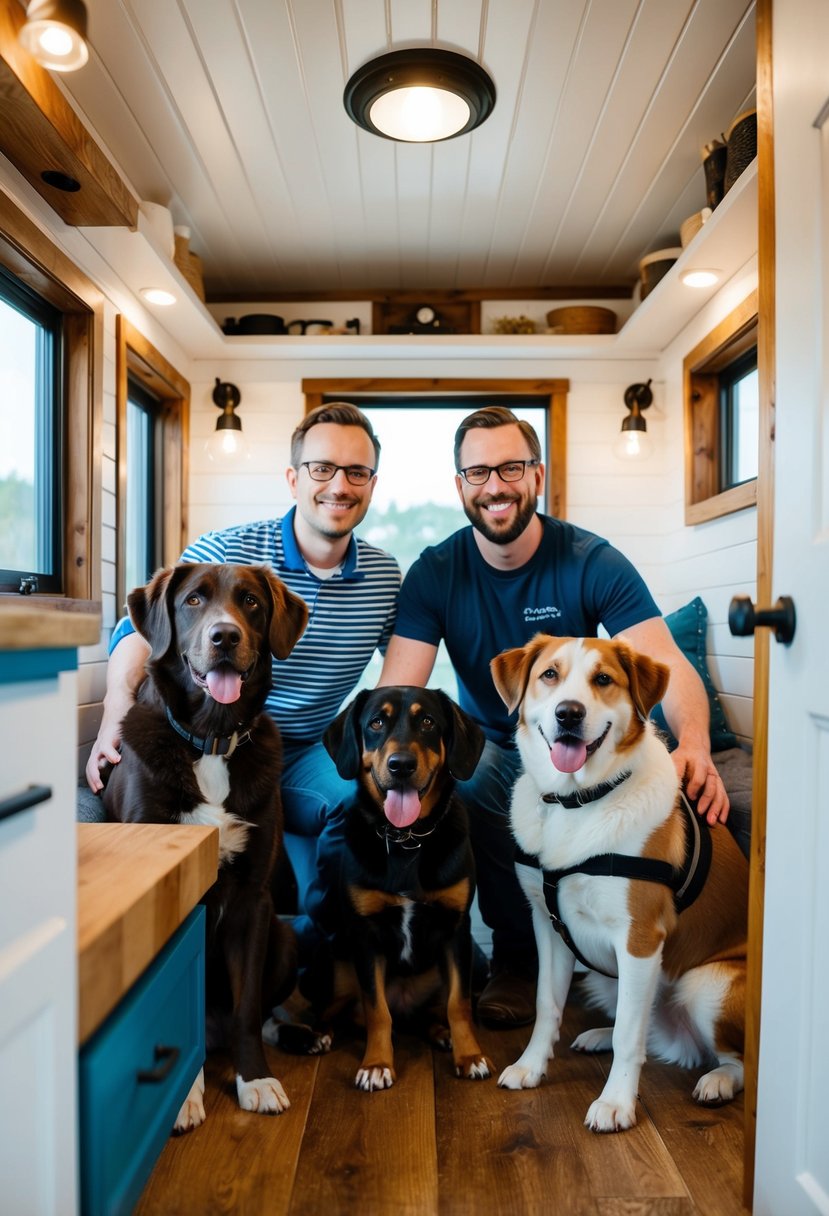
<box><xmin>135</xmin><ymin>998</ymin><xmax>746</xmax><ymax>1216</ymax></box>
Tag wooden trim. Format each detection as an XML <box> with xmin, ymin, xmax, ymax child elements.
<box><xmin>0</xmin><ymin>0</ymin><xmax>137</xmax><ymax>228</ymax></box>
<box><xmin>115</xmin><ymin>318</ymin><xmax>190</xmax><ymax>608</ymax></box>
<box><xmin>744</xmin><ymin>0</ymin><xmax>774</xmax><ymax>1205</ymax></box>
<box><xmin>301</xmin><ymin>378</ymin><xmax>569</xmax><ymax>518</ymax></box>
<box><xmin>0</xmin><ymin>190</ymin><xmax>102</xmax><ymax>607</ymax></box>
<box><xmin>683</xmin><ymin>290</ymin><xmax>759</xmax><ymax>526</ymax></box>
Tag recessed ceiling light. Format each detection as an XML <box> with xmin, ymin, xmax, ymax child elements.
<box><xmin>18</xmin><ymin>0</ymin><xmax>90</xmax><ymax>72</ymax></box>
<box><xmin>680</xmin><ymin>269</ymin><xmax>721</xmax><ymax>288</ymax></box>
<box><xmin>140</xmin><ymin>287</ymin><xmax>177</xmax><ymax>306</ymax></box>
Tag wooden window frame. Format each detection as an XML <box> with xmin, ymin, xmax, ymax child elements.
<box><xmin>0</xmin><ymin>191</ymin><xmax>102</xmax><ymax>610</ymax></box>
<box><xmin>301</xmin><ymin>378</ymin><xmax>569</xmax><ymax>518</ymax></box>
<box><xmin>115</xmin><ymin>317</ymin><xmax>190</xmax><ymax>608</ymax></box>
<box><xmin>684</xmin><ymin>290</ymin><xmax>759</xmax><ymax>525</ymax></box>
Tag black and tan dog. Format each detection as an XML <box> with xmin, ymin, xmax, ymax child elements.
<box><xmin>103</xmin><ymin>562</ymin><xmax>316</xmax><ymax>1129</ymax></box>
<box><xmin>320</xmin><ymin>685</ymin><xmax>492</xmax><ymax>1091</ymax></box>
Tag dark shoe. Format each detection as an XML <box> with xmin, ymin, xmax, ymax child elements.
<box><xmin>476</xmin><ymin>968</ymin><xmax>536</xmax><ymax>1028</ymax></box>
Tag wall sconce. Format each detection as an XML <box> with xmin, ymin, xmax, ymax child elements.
<box><xmin>205</xmin><ymin>379</ymin><xmax>251</xmax><ymax>464</ymax></box>
<box><xmin>18</xmin><ymin>0</ymin><xmax>89</xmax><ymax>72</ymax></box>
<box><xmin>344</xmin><ymin>49</ymin><xmax>496</xmax><ymax>143</ymax></box>
<box><xmin>614</xmin><ymin>380</ymin><xmax>654</xmax><ymax>460</ymax></box>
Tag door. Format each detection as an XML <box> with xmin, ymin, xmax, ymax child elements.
<box><xmin>753</xmin><ymin>1</ymin><xmax>829</xmax><ymax>1211</ymax></box>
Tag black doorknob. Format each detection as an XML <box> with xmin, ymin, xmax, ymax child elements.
<box><xmin>728</xmin><ymin>595</ymin><xmax>796</xmax><ymax>644</ymax></box>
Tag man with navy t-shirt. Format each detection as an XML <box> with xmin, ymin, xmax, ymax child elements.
<box><xmin>86</xmin><ymin>403</ymin><xmax>401</xmax><ymax>957</ymax></box>
<box><xmin>379</xmin><ymin>406</ymin><xmax>729</xmax><ymax>1028</ymax></box>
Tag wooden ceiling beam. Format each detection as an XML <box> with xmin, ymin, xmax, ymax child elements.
<box><xmin>0</xmin><ymin>0</ymin><xmax>137</xmax><ymax>228</ymax></box>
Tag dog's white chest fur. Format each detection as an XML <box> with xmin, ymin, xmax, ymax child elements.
<box><xmin>181</xmin><ymin>755</ymin><xmax>250</xmax><ymax>864</ymax></box>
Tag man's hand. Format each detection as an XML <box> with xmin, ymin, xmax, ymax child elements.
<box><xmin>84</xmin><ymin>718</ymin><xmax>123</xmax><ymax>793</ymax></box>
<box><xmin>671</xmin><ymin>741</ymin><xmax>729</xmax><ymax>825</ymax></box>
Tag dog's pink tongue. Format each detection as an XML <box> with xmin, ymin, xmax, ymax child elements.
<box><xmin>384</xmin><ymin>789</ymin><xmax>421</xmax><ymax>829</ymax></box>
<box><xmin>205</xmin><ymin>668</ymin><xmax>243</xmax><ymax>705</ymax></box>
<box><xmin>551</xmin><ymin>741</ymin><xmax>588</xmax><ymax>773</ymax></box>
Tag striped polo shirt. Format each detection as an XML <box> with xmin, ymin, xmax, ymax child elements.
<box><xmin>111</xmin><ymin>507</ymin><xmax>401</xmax><ymax>744</ymax></box>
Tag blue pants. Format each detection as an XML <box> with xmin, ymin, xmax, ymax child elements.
<box><xmin>281</xmin><ymin>735</ymin><xmax>536</xmax><ymax>974</ymax></box>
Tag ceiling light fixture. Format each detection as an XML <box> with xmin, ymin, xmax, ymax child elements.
<box><xmin>140</xmin><ymin>287</ymin><xmax>177</xmax><ymax>307</ymax></box>
<box><xmin>343</xmin><ymin>49</ymin><xmax>496</xmax><ymax>143</ymax></box>
<box><xmin>18</xmin><ymin>0</ymin><xmax>89</xmax><ymax>72</ymax></box>
<box><xmin>680</xmin><ymin>268</ymin><xmax>721</xmax><ymax>288</ymax></box>
<box><xmin>614</xmin><ymin>380</ymin><xmax>654</xmax><ymax>460</ymax></box>
<box><xmin>206</xmin><ymin>378</ymin><xmax>251</xmax><ymax>464</ymax></box>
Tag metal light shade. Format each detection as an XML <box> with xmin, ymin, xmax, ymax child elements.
<box><xmin>344</xmin><ymin>49</ymin><xmax>496</xmax><ymax>143</ymax></box>
<box><xmin>18</xmin><ymin>0</ymin><xmax>89</xmax><ymax>72</ymax></box>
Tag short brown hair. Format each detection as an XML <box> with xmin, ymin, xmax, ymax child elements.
<box><xmin>453</xmin><ymin>406</ymin><xmax>541</xmax><ymax>471</ymax></box>
<box><xmin>290</xmin><ymin>402</ymin><xmax>381</xmax><ymax>468</ymax></box>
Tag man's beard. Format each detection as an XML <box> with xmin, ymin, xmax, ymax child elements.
<box><xmin>462</xmin><ymin>492</ymin><xmax>537</xmax><ymax>545</ymax></box>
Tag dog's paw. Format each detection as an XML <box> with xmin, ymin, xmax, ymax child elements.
<box><xmin>263</xmin><ymin>1016</ymin><xmax>331</xmax><ymax>1056</ymax></box>
<box><xmin>236</xmin><ymin>1075</ymin><xmax>290</xmax><ymax>1114</ymax></box>
<box><xmin>455</xmin><ymin>1054</ymin><xmax>492</xmax><ymax>1080</ymax></box>
<box><xmin>173</xmin><ymin>1069</ymin><xmax>205</xmax><ymax>1133</ymax></box>
<box><xmin>498</xmin><ymin>1062</ymin><xmax>545</xmax><ymax>1090</ymax></box>
<box><xmin>693</xmin><ymin>1063</ymin><xmax>743</xmax><ymax>1105</ymax></box>
<box><xmin>571</xmin><ymin>1027</ymin><xmax>613</xmax><ymax>1053</ymax></box>
<box><xmin>585</xmin><ymin>1097</ymin><xmax>637</xmax><ymax>1133</ymax></box>
<box><xmin>355</xmin><ymin>1064</ymin><xmax>395</xmax><ymax>1091</ymax></box>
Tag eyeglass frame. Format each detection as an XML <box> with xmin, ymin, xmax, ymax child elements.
<box><xmin>458</xmin><ymin>458</ymin><xmax>541</xmax><ymax>486</ymax></box>
<box><xmin>298</xmin><ymin>460</ymin><xmax>376</xmax><ymax>486</ymax></box>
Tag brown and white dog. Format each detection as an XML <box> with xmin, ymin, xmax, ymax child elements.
<box><xmin>104</xmin><ymin>562</ymin><xmax>313</xmax><ymax>1129</ymax></box>
<box><xmin>490</xmin><ymin>634</ymin><xmax>748</xmax><ymax>1133</ymax></box>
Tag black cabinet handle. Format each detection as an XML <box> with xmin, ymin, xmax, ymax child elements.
<box><xmin>729</xmin><ymin>595</ymin><xmax>796</xmax><ymax>645</ymax></box>
<box><xmin>136</xmin><ymin>1044</ymin><xmax>180</xmax><ymax>1084</ymax></box>
<box><xmin>0</xmin><ymin>784</ymin><xmax>52</xmax><ymax>823</ymax></box>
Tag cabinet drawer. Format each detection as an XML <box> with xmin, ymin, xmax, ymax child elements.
<box><xmin>79</xmin><ymin>907</ymin><xmax>205</xmax><ymax>1216</ymax></box>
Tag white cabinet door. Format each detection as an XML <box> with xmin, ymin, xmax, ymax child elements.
<box><xmin>0</xmin><ymin>663</ymin><xmax>78</xmax><ymax>1216</ymax></box>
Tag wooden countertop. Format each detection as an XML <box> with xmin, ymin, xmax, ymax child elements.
<box><xmin>77</xmin><ymin>823</ymin><xmax>219</xmax><ymax>1044</ymax></box>
<box><xmin>0</xmin><ymin>599</ymin><xmax>101</xmax><ymax>650</ymax></box>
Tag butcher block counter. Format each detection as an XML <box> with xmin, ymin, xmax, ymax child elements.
<box><xmin>77</xmin><ymin>822</ymin><xmax>219</xmax><ymax>1044</ymax></box>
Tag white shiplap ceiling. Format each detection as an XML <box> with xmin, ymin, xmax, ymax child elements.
<box><xmin>59</xmin><ymin>0</ymin><xmax>756</xmax><ymax>299</ymax></box>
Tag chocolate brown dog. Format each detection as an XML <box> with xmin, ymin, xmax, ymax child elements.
<box><xmin>321</xmin><ymin>685</ymin><xmax>493</xmax><ymax>1091</ymax></box>
<box><xmin>103</xmin><ymin>562</ymin><xmax>314</xmax><ymax>1128</ymax></box>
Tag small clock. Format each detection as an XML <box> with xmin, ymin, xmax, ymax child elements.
<box><xmin>416</xmin><ymin>306</ymin><xmax>436</xmax><ymax>325</ymax></box>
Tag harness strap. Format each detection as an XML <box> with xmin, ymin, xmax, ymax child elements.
<box><xmin>165</xmin><ymin>705</ymin><xmax>253</xmax><ymax>758</ymax></box>
<box><xmin>515</xmin><ymin>789</ymin><xmax>712</xmax><ymax>977</ymax></box>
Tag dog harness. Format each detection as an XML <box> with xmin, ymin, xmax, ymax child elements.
<box><xmin>165</xmin><ymin>705</ymin><xmax>253</xmax><ymax>758</ymax></box>
<box><xmin>515</xmin><ymin>786</ymin><xmax>712</xmax><ymax>978</ymax></box>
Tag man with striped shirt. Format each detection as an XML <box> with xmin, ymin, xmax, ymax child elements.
<box><xmin>86</xmin><ymin>403</ymin><xmax>401</xmax><ymax>955</ymax></box>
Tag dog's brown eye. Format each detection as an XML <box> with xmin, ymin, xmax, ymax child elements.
<box><xmin>244</xmin><ymin>594</ymin><xmax>260</xmax><ymax>608</ymax></box>
<box><xmin>594</xmin><ymin>672</ymin><xmax>613</xmax><ymax>687</ymax></box>
<box><xmin>185</xmin><ymin>594</ymin><xmax>201</xmax><ymax>606</ymax></box>
<box><xmin>540</xmin><ymin>667</ymin><xmax>558</xmax><ymax>683</ymax></box>
<box><xmin>368</xmin><ymin>716</ymin><xmax>384</xmax><ymax>731</ymax></box>
<box><xmin>420</xmin><ymin>716</ymin><xmax>435</xmax><ymax>731</ymax></box>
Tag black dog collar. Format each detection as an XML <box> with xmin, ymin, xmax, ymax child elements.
<box><xmin>541</xmin><ymin>769</ymin><xmax>632</xmax><ymax>808</ymax></box>
<box><xmin>165</xmin><ymin>705</ymin><xmax>252</xmax><ymax>758</ymax></box>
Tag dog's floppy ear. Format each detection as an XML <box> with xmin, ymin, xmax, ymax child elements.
<box><xmin>256</xmin><ymin>567</ymin><xmax>309</xmax><ymax>659</ymax></box>
<box><xmin>323</xmin><ymin>688</ymin><xmax>371</xmax><ymax>779</ymax></box>
<box><xmin>436</xmin><ymin>690</ymin><xmax>485</xmax><ymax>781</ymax></box>
<box><xmin>613</xmin><ymin>642</ymin><xmax>670</xmax><ymax>720</ymax></box>
<box><xmin>490</xmin><ymin>633</ymin><xmax>554</xmax><ymax>714</ymax></box>
<box><xmin>127</xmin><ymin>566</ymin><xmax>182</xmax><ymax>658</ymax></box>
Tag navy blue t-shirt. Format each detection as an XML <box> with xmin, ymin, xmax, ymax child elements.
<box><xmin>393</xmin><ymin>515</ymin><xmax>660</xmax><ymax>745</ymax></box>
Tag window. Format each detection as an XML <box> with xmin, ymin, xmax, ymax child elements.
<box><xmin>125</xmin><ymin>378</ymin><xmax>161</xmax><ymax>592</ymax></box>
<box><xmin>116</xmin><ymin>318</ymin><xmax>189</xmax><ymax>605</ymax></box>
<box><xmin>684</xmin><ymin>291</ymin><xmax>759</xmax><ymax>524</ymax></box>
<box><xmin>0</xmin><ymin>192</ymin><xmax>101</xmax><ymax>606</ymax></box>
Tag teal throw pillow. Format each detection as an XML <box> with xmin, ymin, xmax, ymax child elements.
<box><xmin>650</xmin><ymin>596</ymin><xmax>737</xmax><ymax>753</ymax></box>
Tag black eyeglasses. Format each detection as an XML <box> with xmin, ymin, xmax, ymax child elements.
<box><xmin>299</xmin><ymin>461</ymin><xmax>375</xmax><ymax>486</ymax></box>
<box><xmin>458</xmin><ymin>459</ymin><xmax>540</xmax><ymax>485</ymax></box>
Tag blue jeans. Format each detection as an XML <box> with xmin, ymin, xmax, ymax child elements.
<box><xmin>280</xmin><ymin>739</ymin><xmax>355</xmax><ymax>958</ymax></box>
<box><xmin>458</xmin><ymin>739</ymin><xmax>536</xmax><ymax>974</ymax></box>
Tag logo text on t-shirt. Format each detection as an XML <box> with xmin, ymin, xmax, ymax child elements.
<box><xmin>523</xmin><ymin>604</ymin><xmax>562</xmax><ymax>624</ymax></box>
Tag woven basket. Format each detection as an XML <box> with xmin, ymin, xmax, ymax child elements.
<box><xmin>639</xmin><ymin>247</ymin><xmax>682</xmax><ymax>299</ymax></box>
<box><xmin>680</xmin><ymin>208</ymin><xmax>712</xmax><ymax>248</ymax></box>
<box><xmin>545</xmin><ymin>305</ymin><xmax>616</xmax><ymax>335</ymax></box>
<box><xmin>724</xmin><ymin>109</ymin><xmax>757</xmax><ymax>193</ymax></box>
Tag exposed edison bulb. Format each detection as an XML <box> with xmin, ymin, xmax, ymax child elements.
<box><xmin>205</xmin><ymin>429</ymin><xmax>251</xmax><ymax>464</ymax></box>
<box><xmin>614</xmin><ymin>428</ymin><xmax>653</xmax><ymax>460</ymax></box>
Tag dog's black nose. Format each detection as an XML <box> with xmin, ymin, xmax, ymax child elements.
<box><xmin>386</xmin><ymin>752</ymin><xmax>417</xmax><ymax>779</ymax></box>
<box><xmin>555</xmin><ymin>700</ymin><xmax>586</xmax><ymax>731</ymax></box>
<box><xmin>209</xmin><ymin>623</ymin><xmax>241</xmax><ymax>650</ymax></box>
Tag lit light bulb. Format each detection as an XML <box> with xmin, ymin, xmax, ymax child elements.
<box><xmin>205</xmin><ymin>429</ymin><xmax>251</xmax><ymax>464</ymax></box>
<box><xmin>370</xmin><ymin>86</ymin><xmax>471</xmax><ymax>142</ymax></box>
<box><xmin>614</xmin><ymin>428</ymin><xmax>653</xmax><ymax>460</ymax></box>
